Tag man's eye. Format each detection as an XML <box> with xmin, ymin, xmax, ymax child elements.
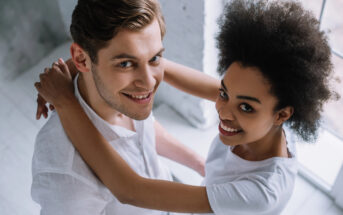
<box><xmin>240</xmin><ymin>103</ymin><xmax>254</xmax><ymax>113</ymax></box>
<box><xmin>219</xmin><ymin>89</ymin><xmax>228</xmax><ymax>100</ymax></box>
<box><xmin>118</xmin><ymin>61</ymin><xmax>133</xmax><ymax>68</ymax></box>
<box><xmin>150</xmin><ymin>56</ymin><xmax>161</xmax><ymax>63</ymax></box>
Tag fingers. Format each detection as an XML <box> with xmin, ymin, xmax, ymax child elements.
<box><xmin>39</xmin><ymin>73</ymin><xmax>46</xmax><ymax>82</ymax></box>
<box><xmin>46</xmin><ymin>58</ymin><xmax>68</xmax><ymax>76</ymax></box>
<box><xmin>34</xmin><ymin>58</ymin><xmax>66</xmax><ymax>120</ymax></box>
<box><xmin>49</xmin><ymin>104</ymin><xmax>55</xmax><ymax>111</ymax></box>
<box><xmin>34</xmin><ymin>81</ymin><xmax>42</xmax><ymax>90</ymax></box>
<box><xmin>58</xmin><ymin>58</ymin><xmax>70</xmax><ymax>75</ymax></box>
<box><xmin>50</xmin><ymin>58</ymin><xmax>69</xmax><ymax>76</ymax></box>
<box><xmin>52</xmin><ymin>62</ymin><xmax>63</xmax><ymax>74</ymax></box>
<box><xmin>36</xmin><ymin>93</ymin><xmax>48</xmax><ymax>120</ymax></box>
<box><xmin>52</xmin><ymin>61</ymin><xmax>59</xmax><ymax>68</ymax></box>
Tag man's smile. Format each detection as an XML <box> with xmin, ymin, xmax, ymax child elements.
<box><xmin>122</xmin><ymin>91</ymin><xmax>153</xmax><ymax>104</ymax></box>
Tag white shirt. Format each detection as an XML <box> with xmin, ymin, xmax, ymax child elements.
<box><xmin>199</xmin><ymin>129</ymin><xmax>298</xmax><ymax>215</ymax></box>
<box><xmin>31</xmin><ymin>76</ymin><xmax>172</xmax><ymax>215</ymax></box>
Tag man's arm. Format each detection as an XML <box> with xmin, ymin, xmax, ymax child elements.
<box><xmin>31</xmin><ymin>172</ymin><xmax>107</xmax><ymax>215</ymax></box>
<box><xmin>154</xmin><ymin>120</ymin><xmax>205</xmax><ymax>176</ymax></box>
<box><xmin>163</xmin><ymin>59</ymin><xmax>221</xmax><ymax>102</ymax></box>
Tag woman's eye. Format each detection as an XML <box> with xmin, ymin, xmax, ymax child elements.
<box><xmin>219</xmin><ymin>89</ymin><xmax>228</xmax><ymax>100</ymax></box>
<box><xmin>118</xmin><ymin>61</ymin><xmax>133</xmax><ymax>68</ymax></box>
<box><xmin>240</xmin><ymin>103</ymin><xmax>254</xmax><ymax>112</ymax></box>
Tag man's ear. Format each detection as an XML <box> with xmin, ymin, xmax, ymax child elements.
<box><xmin>274</xmin><ymin>106</ymin><xmax>294</xmax><ymax>126</ymax></box>
<box><xmin>70</xmin><ymin>43</ymin><xmax>91</xmax><ymax>73</ymax></box>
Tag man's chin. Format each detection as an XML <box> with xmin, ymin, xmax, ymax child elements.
<box><xmin>125</xmin><ymin>107</ymin><xmax>152</xmax><ymax>121</ymax></box>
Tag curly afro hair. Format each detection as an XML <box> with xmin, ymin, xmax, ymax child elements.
<box><xmin>216</xmin><ymin>0</ymin><xmax>336</xmax><ymax>142</ymax></box>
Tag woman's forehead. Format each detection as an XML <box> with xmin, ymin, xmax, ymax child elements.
<box><xmin>223</xmin><ymin>62</ymin><xmax>277</xmax><ymax>103</ymax></box>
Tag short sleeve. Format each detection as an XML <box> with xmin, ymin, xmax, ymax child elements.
<box><xmin>31</xmin><ymin>172</ymin><xmax>108</xmax><ymax>215</ymax></box>
<box><xmin>206</xmin><ymin>176</ymin><xmax>279</xmax><ymax>215</ymax></box>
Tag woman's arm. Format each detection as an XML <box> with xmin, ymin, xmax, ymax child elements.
<box><xmin>66</xmin><ymin>58</ymin><xmax>79</xmax><ymax>79</ymax></box>
<box><xmin>164</xmin><ymin>59</ymin><xmax>220</xmax><ymax>102</ymax></box>
<box><xmin>34</xmin><ymin>60</ymin><xmax>212</xmax><ymax>213</ymax></box>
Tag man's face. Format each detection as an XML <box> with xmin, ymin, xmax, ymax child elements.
<box><xmin>90</xmin><ymin>19</ymin><xmax>164</xmax><ymax>120</ymax></box>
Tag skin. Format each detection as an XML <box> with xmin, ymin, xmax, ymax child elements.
<box><xmin>164</xmin><ymin>60</ymin><xmax>293</xmax><ymax>160</ymax></box>
<box><xmin>35</xmin><ymin>57</ymin><xmax>294</xmax><ymax>212</ymax></box>
<box><xmin>73</xmin><ymin>19</ymin><xmax>164</xmax><ymax>124</ymax></box>
<box><xmin>216</xmin><ymin>62</ymin><xmax>293</xmax><ymax>161</ymax></box>
<box><xmin>36</xmin><ymin>18</ymin><xmax>206</xmax><ymax>194</ymax></box>
<box><xmin>70</xmin><ymin>19</ymin><xmax>205</xmax><ymax>175</ymax></box>
<box><xmin>35</xmin><ymin>63</ymin><xmax>212</xmax><ymax>212</ymax></box>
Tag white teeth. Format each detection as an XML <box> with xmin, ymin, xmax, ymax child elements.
<box><xmin>220</xmin><ymin>122</ymin><xmax>239</xmax><ymax>132</ymax></box>
<box><xmin>129</xmin><ymin>94</ymin><xmax>149</xmax><ymax>99</ymax></box>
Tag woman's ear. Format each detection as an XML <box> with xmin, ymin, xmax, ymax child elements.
<box><xmin>70</xmin><ymin>43</ymin><xmax>92</xmax><ymax>73</ymax></box>
<box><xmin>274</xmin><ymin>106</ymin><xmax>294</xmax><ymax>126</ymax></box>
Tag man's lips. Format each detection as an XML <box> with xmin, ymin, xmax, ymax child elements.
<box><xmin>122</xmin><ymin>92</ymin><xmax>153</xmax><ymax>104</ymax></box>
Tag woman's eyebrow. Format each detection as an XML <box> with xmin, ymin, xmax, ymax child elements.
<box><xmin>236</xmin><ymin>95</ymin><xmax>261</xmax><ymax>104</ymax></box>
<box><xmin>221</xmin><ymin>79</ymin><xmax>261</xmax><ymax>103</ymax></box>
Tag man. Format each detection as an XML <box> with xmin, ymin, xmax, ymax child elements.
<box><xmin>31</xmin><ymin>0</ymin><xmax>204</xmax><ymax>214</ymax></box>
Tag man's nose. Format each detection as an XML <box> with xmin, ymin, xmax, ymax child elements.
<box><xmin>134</xmin><ymin>65</ymin><xmax>156</xmax><ymax>90</ymax></box>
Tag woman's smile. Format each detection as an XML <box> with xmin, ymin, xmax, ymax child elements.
<box><xmin>219</xmin><ymin>120</ymin><xmax>243</xmax><ymax>136</ymax></box>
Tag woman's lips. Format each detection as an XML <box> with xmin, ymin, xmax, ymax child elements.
<box><xmin>219</xmin><ymin>121</ymin><xmax>243</xmax><ymax>136</ymax></box>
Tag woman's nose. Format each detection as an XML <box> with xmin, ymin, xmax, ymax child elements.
<box><xmin>217</xmin><ymin>103</ymin><xmax>235</xmax><ymax>121</ymax></box>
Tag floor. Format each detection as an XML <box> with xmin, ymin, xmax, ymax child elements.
<box><xmin>0</xmin><ymin>42</ymin><xmax>342</xmax><ymax>215</ymax></box>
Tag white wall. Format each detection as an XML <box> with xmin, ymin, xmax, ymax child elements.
<box><xmin>155</xmin><ymin>0</ymin><xmax>223</xmax><ymax>128</ymax></box>
<box><xmin>0</xmin><ymin>0</ymin><xmax>68</xmax><ymax>81</ymax></box>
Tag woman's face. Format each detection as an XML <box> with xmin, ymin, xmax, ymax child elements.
<box><xmin>216</xmin><ymin>62</ymin><xmax>281</xmax><ymax>146</ymax></box>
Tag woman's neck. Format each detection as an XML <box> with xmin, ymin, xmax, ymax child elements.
<box><xmin>232</xmin><ymin>126</ymin><xmax>288</xmax><ymax>161</ymax></box>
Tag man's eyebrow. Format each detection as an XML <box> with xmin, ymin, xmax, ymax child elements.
<box><xmin>220</xmin><ymin>80</ymin><xmax>227</xmax><ymax>91</ymax></box>
<box><xmin>110</xmin><ymin>53</ymin><xmax>137</xmax><ymax>60</ymax></box>
<box><xmin>155</xmin><ymin>48</ymin><xmax>165</xmax><ymax>56</ymax></box>
<box><xmin>236</xmin><ymin>95</ymin><xmax>261</xmax><ymax>104</ymax></box>
<box><xmin>111</xmin><ymin>48</ymin><xmax>165</xmax><ymax>61</ymax></box>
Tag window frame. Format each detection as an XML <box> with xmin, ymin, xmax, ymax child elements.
<box><xmin>297</xmin><ymin>0</ymin><xmax>343</xmax><ymax>208</ymax></box>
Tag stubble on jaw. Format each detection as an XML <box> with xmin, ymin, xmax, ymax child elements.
<box><xmin>90</xmin><ymin>63</ymin><xmax>152</xmax><ymax>120</ymax></box>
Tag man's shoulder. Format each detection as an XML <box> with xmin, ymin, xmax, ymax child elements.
<box><xmin>33</xmin><ymin>111</ymin><xmax>75</xmax><ymax>174</ymax></box>
<box><xmin>35</xmin><ymin>111</ymin><xmax>69</xmax><ymax>142</ymax></box>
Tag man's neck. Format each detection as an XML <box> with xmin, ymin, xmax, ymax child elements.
<box><xmin>77</xmin><ymin>74</ymin><xmax>134</xmax><ymax>130</ymax></box>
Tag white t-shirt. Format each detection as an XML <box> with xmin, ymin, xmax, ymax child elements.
<box><xmin>31</xmin><ymin>75</ymin><xmax>172</xmax><ymax>215</ymax></box>
<box><xmin>199</xmin><ymin>131</ymin><xmax>298</xmax><ymax>215</ymax></box>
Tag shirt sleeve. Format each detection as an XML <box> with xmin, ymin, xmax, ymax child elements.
<box><xmin>31</xmin><ymin>172</ymin><xmax>108</xmax><ymax>215</ymax></box>
<box><xmin>206</xmin><ymin>175</ymin><xmax>280</xmax><ymax>215</ymax></box>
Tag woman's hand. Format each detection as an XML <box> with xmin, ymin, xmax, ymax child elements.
<box><xmin>34</xmin><ymin>58</ymin><xmax>75</xmax><ymax>111</ymax></box>
<box><xmin>35</xmin><ymin>58</ymin><xmax>79</xmax><ymax>119</ymax></box>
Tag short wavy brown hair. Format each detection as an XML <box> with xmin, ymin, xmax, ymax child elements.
<box><xmin>70</xmin><ymin>0</ymin><xmax>165</xmax><ymax>63</ymax></box>
<box><xmin>217</xmin><ymin>0</ymin><xmax>337</xmax><ymax>142</ymax></box>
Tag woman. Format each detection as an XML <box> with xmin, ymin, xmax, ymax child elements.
<box><xmin>35</xmin><ymin>0</ymin><xmax>336</xmax><ymax>214</ymax></box>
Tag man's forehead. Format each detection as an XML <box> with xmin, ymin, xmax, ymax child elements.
<box><xmin>100</xmin><ymin>20</ymin><xmax>163</xmax><ymax>59</ymax></box>
<box><xmin>114</xmin><ymin>19</ymin><xmax>161</xmax><ymax>40</ymax></box>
